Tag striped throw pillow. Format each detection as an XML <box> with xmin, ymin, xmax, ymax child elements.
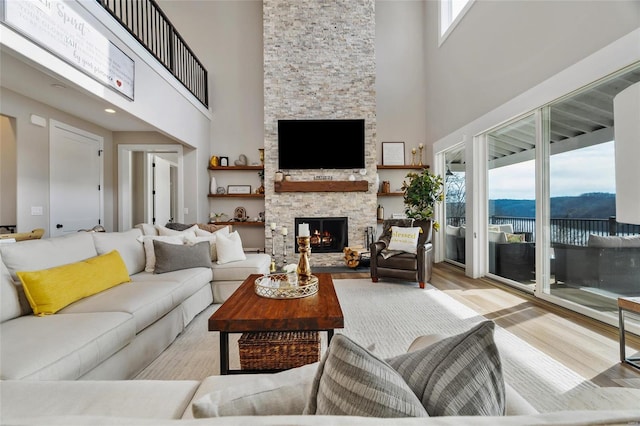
<box><xmin>303</xmin><ymin>334</ymin><xmax>428</xmax><ymax>418</ymax></box>
<box><xmin>387</xmin><ymin>321</ymin><xmax>505</xmax><ymax>416</ymax></box>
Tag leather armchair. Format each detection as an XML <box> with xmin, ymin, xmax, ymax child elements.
<box><xmin>370</xmin><ymin>219</ymin><xmax>434</xmax><ymax>288</ymax></box>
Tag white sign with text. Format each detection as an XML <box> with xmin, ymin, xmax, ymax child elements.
<box><xmin>4</xmin><ymin>0</ymin><xmax>135</xmax><ymax>99</ymax></box>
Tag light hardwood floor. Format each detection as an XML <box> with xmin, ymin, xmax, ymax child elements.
<box><xmin>334</xmin><ymin>262</ymin><xmax>640</xmax><ymax>388</ymax></box>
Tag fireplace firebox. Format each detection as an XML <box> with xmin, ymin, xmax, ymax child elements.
<box><xmin>294</xmin><ymin>217</ymin><xmax>348</xmax><ymax>253</ymax></box>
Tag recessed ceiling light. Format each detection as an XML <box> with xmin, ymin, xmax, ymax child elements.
<box><xmin>104</xmin><ymin>108</ymin><xmax>116</xmax><ymax>114</ymax></box>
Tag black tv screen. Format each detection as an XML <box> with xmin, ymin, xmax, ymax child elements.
<box><xmin>278</xmin><ymin>119</ymin><xmax>365</xmax><ymax>169</ymax></box>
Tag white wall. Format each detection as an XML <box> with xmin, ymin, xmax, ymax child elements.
<box><xmin>425</xmin><ymin>0</ymin><xmax>640</xmax><ymax>145</ymax></box>
<box><xmin>0</xmin><ymin>115</ymin><xmax>17</xmax><ymax>228</ymax></box>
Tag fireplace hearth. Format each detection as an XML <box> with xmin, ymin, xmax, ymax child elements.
<box><xmin>294</xmin><ymin>217</ymin><xmax>348</xmax><ymax>253</ymax></box>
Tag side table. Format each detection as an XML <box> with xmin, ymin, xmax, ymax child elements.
<box><xmin>618</xmin><ymin>297</ymin><xmax>640</xmax><ymax>370</ymax></box>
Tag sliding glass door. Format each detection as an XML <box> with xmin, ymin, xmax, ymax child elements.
<box><xmin>444</xmin><ymin>146</ymin><xmax>466</xmax><ymax>265</ymax></box>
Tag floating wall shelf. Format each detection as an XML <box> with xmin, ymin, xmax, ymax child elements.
<box><xmin>274</xmin><ymin>180</ymin><xmax>369</xmax><ymax>193</ymax></box>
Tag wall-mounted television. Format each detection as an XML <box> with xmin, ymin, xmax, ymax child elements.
<box><xmin>277</xmin><ymin>119</ymin><xmax>365</xmax><ymax>169</ymax></box>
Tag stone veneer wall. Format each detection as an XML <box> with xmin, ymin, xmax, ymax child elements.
<box><xmin>263</xmin><ymin>0</ymin><xmax>377</xmax><ymax>267</ymax></box>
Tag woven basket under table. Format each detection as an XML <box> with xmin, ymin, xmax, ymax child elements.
<box><xmin>238</xmin><ymin>331</ymin><xmax>320</xmax><ymax>371</ymax></box>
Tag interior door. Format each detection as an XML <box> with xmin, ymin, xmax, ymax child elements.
<box><xmin>50</xmin><ymin>120</ymin><xmax>103</xmax><ymax>237</ymax></box>
<box><xmin>153</xmin><ymin>155</ymin><xmax>172</xmax><ymax>225</ymax></box>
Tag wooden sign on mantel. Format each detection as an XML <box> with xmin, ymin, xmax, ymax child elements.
<box><xmin>274</xmin><ymin>180</ymin><xmax>368</xmax><ymax>193</ymax></box>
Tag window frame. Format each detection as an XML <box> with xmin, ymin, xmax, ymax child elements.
<box><xmin>438</xmin><ymin>0</ymin><xmax>475</xmax><ymax>47</ymax></box>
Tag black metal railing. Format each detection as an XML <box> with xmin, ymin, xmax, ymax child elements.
<box><xmin>447</xmin><ymin>215</ymin><xmax>640</xmax><ymax>246</ymax></box>
<box><xmin>98</xmin><ymin>0</ymin><xmax>208</xmax><ymax>107</ymax></box>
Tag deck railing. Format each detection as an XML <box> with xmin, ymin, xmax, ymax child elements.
<box><xmin>97</xmin><ymin>0</ymin><xmax>208</xmax><ymax>107</ymax></box>
<box><xmin>447</xmin><ymin>216</ymin><xmax>640</xmax><ymax>246</ymax></box>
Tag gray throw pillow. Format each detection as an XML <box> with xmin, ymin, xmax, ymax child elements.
<box><xmin>303</xmin><ymin>334</ymin><xmax>428</xmax><ymax>418</ymax></box>
<box><xmin>153</xmin><ymin>240</ymin><xmax>212</xmax><ymax>274</ymax></box>
<box><xmin>386</xmin><ymin>321</ymin><xmax>505</xmax><ymax>417</ymax></box>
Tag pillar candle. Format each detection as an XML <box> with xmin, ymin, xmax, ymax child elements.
<box><xmin>281</xmin><ymin>226</ymin><xmax>288</xmax><ymax>236</ymax></box>
<box><xmin>299</xmin><ymin>223</ymin><xmax>310</xmax><ymax>237</ymax></box>
<box><xmin>270</xmin><ymin>222</ymin><xmax>277</xmax><ymax>230</ymax></box>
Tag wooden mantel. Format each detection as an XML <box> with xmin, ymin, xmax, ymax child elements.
<box><xmin>274</xmin><ymin>180</ymin><xmax>369</xmax><ymax>193</ymax></box>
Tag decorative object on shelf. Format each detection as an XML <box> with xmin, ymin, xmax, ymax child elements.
<box><xmin>348</xmin><ymin>174</ymin><xmax>356</xmax><ymax>181</ymax></box>
<box><xmin>377</xmin><ymin>204</ymin><xmax>384</xmax><ymax>220</ymax></box>
<box><xmin>269</xmin><ymin>222</ymin><xmax>277</xmax><ymax>273</ymax></box>
<box><xmin>209</xmin><ymin>156</ymin><xmax>219</xmax><ymax>167</ymax></box>
<box><xmin>382</xmin><ymin>141</ymin><xmax>405</xmax><ymax>166</ymax></box>
<box><xmin>411</xmin><ymin>148</ymin><xmax>417</xmax><ymax>166</ymax></box>
<box><xmin>284</xmin><ymin>174</ymin><xmax>292</xmax><ymax>181</ymax></box>
<box><xmin>418</xmin><ymin>143</ymin><xmax>424</xmax><ymax>167</ymax></box>
<box><xmin>381</xmin><ymin>181</ymin><xmax>391</xmax><ymax>193</ymax></box>
<box><xmin>257</xmin><ymin>170</ymin><xmax>265</xmax><ymax>194</ymax></box>
<box><xmin>402</xmin><ymin>168</ymin><xmax>444</xmax><ymax>231</ymax></box>
<box><xmin>234</xmin><ymin>206</ymin><xmax>248</xmax><ymax>222</ymax></box>
<box><xmin>254</xmin><ymin>273</ymin><xmax>318</xmax><ymax>299</ymax></box>
<box><xmin>259</xmin><ymin>148</ymin><xmax>265</xmax><ymax>166</ymax></box>
<box><xmin>209</xmin><ymin>176</ymin><xmax>217</xmax><ymax>195</ymax></box>
<box><xmin>227</xmin><ymin>185</ymin><xmax>251</xmax><ymax>194</ymax></box>
<box><xmin>275</xmin><ymin>170</ymin><xmax>284</xmax><ymax>182</ymax></box>
<box><xmin>216</xmin><ymin>186</ymin><xmax>226</xmax><ymax>194</ymax></box>
<box><xmin>209</xmin><ymin>212</ymin><xmax>228</xmax><ymax>223</ymax></box>
<box><xmin>220</xmin><ymin>157</ymin><xmax>229</xmax><ymax>167</ymax></box>
<box><xmin>234</xmin><ymin>154</ymin><xmax>248</xmax><ymax>166</ymax></box>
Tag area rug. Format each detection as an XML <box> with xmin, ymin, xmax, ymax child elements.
<box><xmin>134</xmin><ymin>278</ymin><xmax>597</xmax><ymax>412</ymax></box>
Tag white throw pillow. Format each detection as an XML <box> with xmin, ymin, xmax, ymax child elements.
<box><xmin>184</xmin><ymin>227</ymin><xmax>231</xmax><ymax>262</ymax></box>
<box><xmin>138</xmin><ymin>235</ymin><xmax>186</xmax><ymax>272</ymax></box>
<box><xmin>387</xmin><ymin>226</ymin><xmax>421</xmax><ymax>254</ymax></box>
<box><xmin>192</xmin><ymin>362</ymin><xmax>318</xmax><ymax>418</ymax></box>
<box><xmin>216</xmin><ymin>231</ymin><xmax>246</xmax><ymax>264</ymax></box>
<box><xmin>155</xmin><ymin>224</ymin><xmax>198</xmax><ymax>238</ymax></box>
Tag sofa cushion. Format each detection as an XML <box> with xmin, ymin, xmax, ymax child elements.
<box><xmin>139</xmin><ymin>235</ymin><xmax>186</xmax><ymax>272</ymax></box>
<box><xmin>92</xmin><ymin>229</ymin><xmax>145</xmax><ymax>275</ymax></box>
<box><xmin>0</xmin><ymin>232</ymin><xmax>98</xmax><ymax>281</ymax></box>
<box><xmin>1</xmin><ymin>252</ymin><xmax>31</xmax><ymax>321</ymax></box>
<box><xmin>304</xmin><ymin>334</ymin><xmax>428</xmax><ymax>417</ymax></box>
<box><xmin>153</xmin><ymin>240</ymin><xmax>212</xmax><ymax>274</ymax></box>
<box><xmin>191</xmin><ymin>363</ymin><xmax>318</xmax><ymax>418</ymax></box>
<box><xmin>184</xmin><ymin>226</ymin><xmax>231</xmax><ymax>261</ymax></box>
<box><xmin>135</xmin><ymin>223</ymin><xmax>158</xmax><ymax>236</ymax></box>
<box><xmin>156</xmin><ymin>224</ymin><xmax>198</xmax><ymax>237</ymax></box>
<box><xmin>0</xmin><ymin>311</ymin><xmax>135</xmax><ymax>380</ymax></box>
<box><xmin>18</xmin><ymin>250</ymin><xmax>131</xmax><ymax>316</ymax></box>
<box><xmin>216</xmin><ymin>231</ymin><xmax>247</xmax><ymax>264</ymax></box>
<box><xmin>488</xmin><ymin>231</ymin><xmax>507</xmax><ymax>244</ymax></box>
<box><xmin>210</xmin><ymin>253</ymin><xmax>271</xmax><ymax>282</ymax></box>
<box><xmin>588</xmin><ymin>234</ymin><xmax>640</xmax><ymax>248</ymax></box>
<box><xmin>59</xmin><ymin>279</ymin><xmax>185</xmax><ymax>334</ymax></box>
<box><xmin>387</xmin><ymin>321</ymin><xmax>505</xmax><ymax>417</ymax></box>
<box><xmin>1</xmin><ymin>379</ymin><xmax>199</xmax><ymax>420</ymax></box>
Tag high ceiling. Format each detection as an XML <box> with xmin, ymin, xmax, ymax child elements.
<box><xmin>0</xmin><ymin>49</ymin><xmax>155</xmax><ymax>132</ymax></box>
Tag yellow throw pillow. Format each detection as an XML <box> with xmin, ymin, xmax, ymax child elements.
<box><xmin>17</xmin><ymin>250</ymin><xmax>131</xmax><ymax>316</ymax></box>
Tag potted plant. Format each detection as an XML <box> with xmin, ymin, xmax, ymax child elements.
<box><xmin>401</xmin><ymin>168</ymin><xmax>444</xmax><ymax>233</ymax></box>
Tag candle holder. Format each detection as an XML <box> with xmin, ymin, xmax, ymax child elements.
<box><xmin>282</xmin><ymin>234</ymin><xmax>287</xmax><ymax>267</ymax></box>
<box><xmin>270</xmin><ymin>228</ymin><xmax>277</xmax><ymax>273</ymax></box>
<box><xmin>297</xmin><ymin>236</ymin><xmax>312</xmax><ymax>284</ymax></box>
<box><xmin>411</xmin><ymin>148</ymin><xmax>417</xmax><ymax>166</ymax></box>
<box><xmin>418</xmin><ymin>144</ymin><xmax>424</xmax><ymax>167</ymax></box>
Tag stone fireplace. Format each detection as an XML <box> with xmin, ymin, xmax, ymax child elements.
<box><xmin>263</xmin><ymin>0</ymin><xmax>377</xmax><ymax>267</ymax></box>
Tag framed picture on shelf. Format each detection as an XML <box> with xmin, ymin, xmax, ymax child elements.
<box><xmin>220</xmin><ymin>157</ymin><xmax>229</xmax><ymax>167</ymax></box>
<box><xmin>382</xmin><ymin>142</ymin><xmax>405</xmax><ymax>166</ymax></box>
<box><xmin>227</xmin><ymin>185</ymin><xmax>251</xmax><ymax>194</ymax></box>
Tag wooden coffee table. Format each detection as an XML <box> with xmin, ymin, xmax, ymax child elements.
<box><xmin>209</xmin><ymin>273</ymin><xmax>344</xmax><ymax>375</ymax></box>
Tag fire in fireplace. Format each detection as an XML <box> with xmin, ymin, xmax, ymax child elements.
<box><xmin>294</xmin><ymin>217</ymin><xmax>348</xmax><ymax>253</ymax></box>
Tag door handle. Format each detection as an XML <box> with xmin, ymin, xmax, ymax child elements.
<box><xmin>56</xmin><ymin>224</ymin><xmax>63</xmax><ymax>229</ymax></box>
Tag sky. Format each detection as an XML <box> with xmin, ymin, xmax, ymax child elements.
<box><xmin>488</xmin><ymin>141</ymin><xmax>616</xmax><ymax>200</ymax></box>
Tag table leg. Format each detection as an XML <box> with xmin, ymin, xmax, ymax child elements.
<box><xmin>327</xmin><ymin>329</ymin><xmax>334</xmax><ymax>345</ymax></box>
<box><xmin>619</xmin><ymin>308</ymin><xmax>626</xmax><ymax>363</ymax></box>
<box><xmin>220</xmin><ymin>332</ymin><xmax>229</xmax><ymax>375</ymax></box>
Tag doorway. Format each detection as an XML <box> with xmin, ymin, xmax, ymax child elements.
<box><xmin>0</xmin><ymin>115</ymin><xmax>17</xmax><ymax>234</ymax></box>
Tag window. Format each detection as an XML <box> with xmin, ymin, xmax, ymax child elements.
<box><xmin>439</xmin><ymin>0</ymin><xmax>474</xmax><ymax>45</ymax></box>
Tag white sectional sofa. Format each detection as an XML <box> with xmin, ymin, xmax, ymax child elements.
<box><xmin>0</xmin><ymin>225</ymin><xmax>270</xmax><ymax>381</ymax></box>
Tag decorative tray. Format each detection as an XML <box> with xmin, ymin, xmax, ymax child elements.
<box><xmin>254</xmin><ymin>273</ymin><xmax>319</xmax><ymax>299</ymax></box>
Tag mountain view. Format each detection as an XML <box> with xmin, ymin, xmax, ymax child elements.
<box><xmin>488</xmin><ymin>192</ymin><xmax>616</xmax><ymax>219</ymax></box>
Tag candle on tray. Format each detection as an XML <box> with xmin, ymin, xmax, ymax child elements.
<box><xmin>299</xmin><ymin>223</ymin><xmax>310</xmax><ymax>237</ymax></box>
<box><xmin>281</xmin><ymin>226</ymin><xmax>288</xmax><ymax>236</ymax></box>
<box><xmin>270</xmin><ymin>222</ymin><xmax>277</xmax><ymax>230</ymax></box>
